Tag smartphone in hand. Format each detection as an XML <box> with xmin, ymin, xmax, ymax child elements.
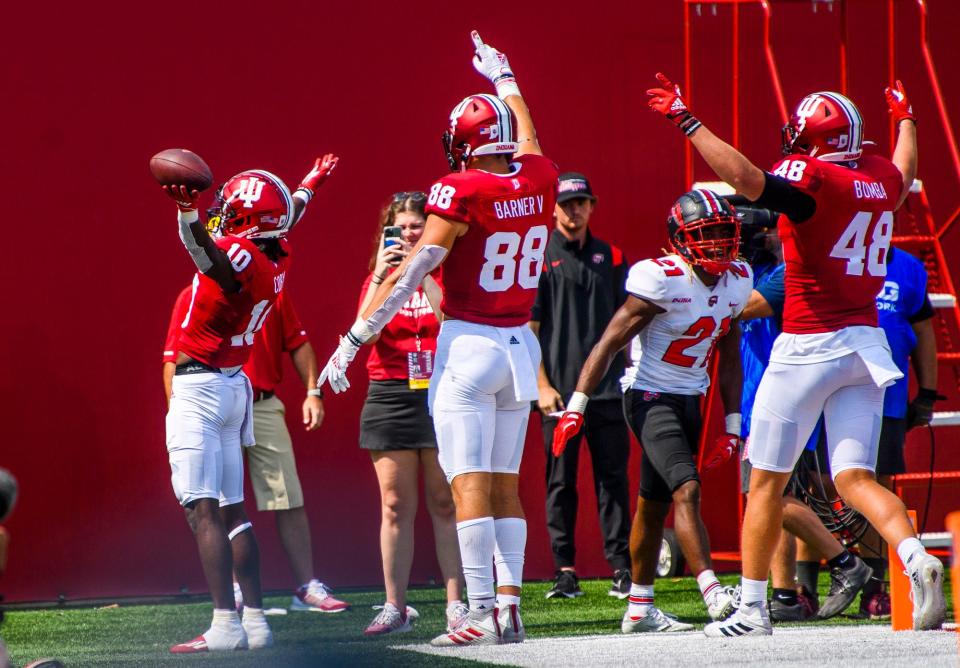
<box><xmin>383</xmin><ymin>226</ymin><xmax>402</xmax><ymax>248</ymax></box>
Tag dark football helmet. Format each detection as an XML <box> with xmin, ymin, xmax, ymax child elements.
<box><xmin>667</xmin><ymin>189</ymin><xmax>741</xmax><ymax>275</ymax></box>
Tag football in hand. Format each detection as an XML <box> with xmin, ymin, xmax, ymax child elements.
<box><xmin>149</xmin><ymin>148</ymin><xmax>213</xmax><ymax>192</ymax></box>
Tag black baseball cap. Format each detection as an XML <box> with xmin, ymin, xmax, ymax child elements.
<box><xmin>556</xmin><ymin>172</ymin><xmax>596</xmax><ymax>204</ymax></box>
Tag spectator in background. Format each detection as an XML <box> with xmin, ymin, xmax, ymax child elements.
<box><xmin>856</xmin><ymin>245</ymin><xmax>938</xmax><ymax>618</ymax></box>
<box><xmin>355</xmin><ymin>193</ymin><xmax>465</xmax><ymax>637</ymax></box>
<box><xmin>163</xmin><ymin>286</ymin><xmax>350</xmax><ymax>614</ymax></box>
<box><xmin>530</xmin><ymin>172</ymin><xmax>632</xmax><ymax>600</ymax></box>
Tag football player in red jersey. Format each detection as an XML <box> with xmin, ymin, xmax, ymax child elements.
<box><xmin>647</xmin><ymin>75</ymin><xmax>944</xmax><ymax>635</ymax></box>
<box><xmin>161</xmin><ymin>155</ymin><xmax>336</xmax><ymax>653</ymax></box>
<box><xmin>319</xmin><ymin>32</ymin><xmax>558</xmax><ymax>646</ymax></box>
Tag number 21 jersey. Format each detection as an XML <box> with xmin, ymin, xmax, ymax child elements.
<box><xmin>621</xmin><ymin>255</ymin><xmax>753</xmax><ymax>395</ymax></box>
<box><xmin>425</xmin><ymin>153</ymin><xmax>559</xmax><ymax>327</ymax></box>
<box><xmin>177</xmin><ymin>236</ymin><xmax>290</xmax><ymax>368</ymax></box>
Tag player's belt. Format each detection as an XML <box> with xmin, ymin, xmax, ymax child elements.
<box><xmin>252</xmin><ymin>390</ymin><xmax>275</xmax><ymax>403</ymax></box>
<box><xmin>175</xmin><ymin>360</ymin><xmax>221</xmax><ymax>376</ymax></box>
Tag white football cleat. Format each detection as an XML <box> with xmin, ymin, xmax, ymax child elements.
<box><xmin>621</xmin><ymin>606</ymin><xmax>694</xmax><ymax>633</ymax></box>
<box><xmin>704</xmin><ymin>602</ymin><xmax>772</xmax><ymax>638</ymax></box>
<box><xmin>908</xmin><ymin>553</ymin><xmax>946</xmax><ymax>630</ymax></box>
<box><xmin>431</xmin><ymin>609</ymin><xmax>501</xmax><ymax>646</ymax></box>
<box><xmin>498</xmin><ymin>604</ymin><xmax>525</xmax><ymax>643</ymax></box>
<box><xmin>446</xmin><ymin>601</ymin><xmax>470</xmax><ymax>633</ymax></box>
<box><xmin>706</xmin><ymin>585</ymin><xmax>739</xmax><ymax>621</ymax></box>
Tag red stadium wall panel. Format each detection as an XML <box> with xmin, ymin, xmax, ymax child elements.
<box><xmin>1</xmin><ymin>0</ymin><xmax>958</xmax><ymax>602</ymax></box>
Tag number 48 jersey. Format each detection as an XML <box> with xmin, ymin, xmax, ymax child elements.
<box><xmin>425</xmin><ymin>154</ymin><xmax>559</xmax><ymax>327</ymax></box>
<box><xmin>176</xmin><ymin>236</ymin><xmax>290</xmax><ymax>369</ymax></box>
<box><xmin>771</xmin><ymin>154</ymin><xmax>904</xmax><ymax>334</ymax></box>
<box><xmin>620</xmin><ymin>255</ymin><xmax>753</xmax><ymax>396</ymax></box>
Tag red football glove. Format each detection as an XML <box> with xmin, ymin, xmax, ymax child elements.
<box><xmin>646</xmin><ymin>72</ymin><xmax>702</xmax><ymax>136</ymax></box>
<box><xmin>701</xmin><ymin>433</ymin><xmax>740</xmax><ymax>473</ymax></box>
<box><xmin>161</xmin><ymin>184</ymin><xmax>200</xmax><ymax>212</ymax></box>
<box><xmin>885</xmin><ymin>80</ymin><xmax>915</xmax><ymax>125</ymax></box>
<box><xmin>551</xmin><ymin>411</ymin><xmax>584</xmax><ymax>458</ymax></box>
<box><xmin>298</xmin><ymin>153</ymin><xmax>339</xmax><ymax>197</ymax></box>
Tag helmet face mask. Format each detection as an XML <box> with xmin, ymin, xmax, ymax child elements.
<box><xmin>667</xmin><ymin>189</ymin><xmax>742</xmax><ymax>276</ymax></box>
<box><xmin>215</xmin><ymin>170</ymin><xmax>294</xmax><ymax>240</ymax></box>
<box><xmin>442</xmin><ymin>94</ymin><xmax>519</xmax><ymax>172</ymax></box>
<box><xmin>781</xmin><ymin>91</ymin><xmax>863</xmax><ymax>163</ymax></box>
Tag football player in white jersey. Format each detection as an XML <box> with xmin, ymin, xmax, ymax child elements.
<box><xmin>554</xmin><ymin>190</ymin><xmax>752</xmax><ymax>632</ymax></box>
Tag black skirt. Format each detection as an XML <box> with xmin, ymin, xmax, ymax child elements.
<box><xmin>359</xmin><ymin>380</ymin><xmax>437</xmax><ymax>450</ymax></box>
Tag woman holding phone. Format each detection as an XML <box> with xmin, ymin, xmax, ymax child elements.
<box><xmin>357</xmin><ymin>192</ymin><xmax>466</xmax><ymax>636</ymax></box>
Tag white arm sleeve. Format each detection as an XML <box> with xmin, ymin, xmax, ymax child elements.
<box><xmin>348</xmin><ymin>244</ymin><xmax>448</xmax><ymax>344</ymax></box>
<box><xmin>178</xmin><ymin>210</ymin><xmax>214</xmax><ymax>273</ymax></box>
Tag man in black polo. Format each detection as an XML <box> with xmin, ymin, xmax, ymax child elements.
<box><xmin>530</xmin><ymin>172</ymin><xmax>632</xmax><ymax>599</ymax></box>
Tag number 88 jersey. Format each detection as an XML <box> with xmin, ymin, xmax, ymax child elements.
<box><xmin>771</xmin><ymin>153</ymin><xmax>904</xmax><ymax>334</ymax></box>
<box><xmin>425</xmin><ymin>154</ymin><xmax>559</xmax><ymax>327</ymax></box>
<box><xmin>177</xmin><ymin>236</ymin><xmax>290</xmax><ymax>369</ymax></box>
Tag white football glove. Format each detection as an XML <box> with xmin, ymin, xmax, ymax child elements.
<box><xmin>318</xmin><ymin>334</ymin><xmax>361</xmax><ymax>394</ymax></box>
<box><xmin>471</xmin><ymin>30</ymin><xmax>520</xmax><ymax>99</ymax></box>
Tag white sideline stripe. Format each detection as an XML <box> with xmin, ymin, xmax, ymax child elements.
<box><xmin>393</xmin><ymin>626</ymin><xmax>958</xmax><ymax>667</ymax></box>
<box><xmin>692</xmin><ymin>181</ymin><xmax>735</xmax><ymax>196</ymax></box>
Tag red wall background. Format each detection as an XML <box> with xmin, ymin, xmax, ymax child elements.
<box><xmin>2</xmin><ymin>0</ymin><xmax>959</xmax><ymax>602</ymax></box>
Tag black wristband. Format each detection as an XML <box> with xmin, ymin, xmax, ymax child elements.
<box><xmin>673</xmin><ymin>111</ymin><xmax>702</xmax><ymax>137</ymax></box>
<box><xmin>916</xmin><ymin>388</ymin><xmax>943</xmax><ymax>401</ymax></box>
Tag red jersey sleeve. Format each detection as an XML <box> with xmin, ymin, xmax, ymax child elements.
<box><xmin>162</xmin><ymin>286</ymin><xmax>194</xmax><ymax>363</ymax></box>
<box><xmin>275</xmin><ymin>291</ymin><xmax>309</xmax><ymax>352</ymax></box>
<box><xmin>424</xmin><ymin>173</ymin><xmax>476</xmax><ymax>223</ymax></box>
<box><xmin>215</xmin><ymin>236</ymin><xmax>262</xmax><ymax>292</ymax></box>
<box><xmin>769</xmin><ymin>155</ymin><xmax>825</xmax><ymax>195</ymax></box>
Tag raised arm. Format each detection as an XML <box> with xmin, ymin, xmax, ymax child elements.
<box><xmin>290</xmin><ymin>153</ymin><xmax>339</xmax><ymax>228</ymax></box>
<box><xmin>884</xmin><ymin>81</ymin><xmax>917</xmax><ymax>210</ymax></box>
<box><xmin>161</xmin><ymin>185</ymin><xmax>239</xmax><ymax>293</ymax></box>
<box><xmin>471</xmin><ymin>31</ymin><xmax>542</xmax><ymax>157</ymax></box>
<box><xmin>646</xmin><ymin>73</ymin><xmax>765</xmax><ymax>199</ymax></box>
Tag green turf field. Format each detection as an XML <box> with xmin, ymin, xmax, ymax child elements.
<box><xmin>1</xmin><ymin>572</ymin><xmax>952</xmax><ymax>667</ymax></box>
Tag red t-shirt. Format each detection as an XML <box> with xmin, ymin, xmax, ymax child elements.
<box><xmin>175</xmin><ymin>236</ymin><xmax>290</xmax><ymax>368</ymax></box>
<box><xmin>164</xmin><ymin>285</ymin><xmax>308</xmax><ymax>395</ymax></box>
<box><xmin>360</xmin><ymin>272</ymin><xmax>440</xmax><ymax>381</ymax></box>
<box><xmin>772</xmin><ymin>154</ymin><xmax>904</xmax><ymax>334</ymax></box>
<box><xmin>425</xmin><ymin>153</ymin><xmax>559</xmax><ymax>327</ymax></box>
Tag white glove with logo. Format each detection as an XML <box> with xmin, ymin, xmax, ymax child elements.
<box><xmin>319</xmin><ymin>319</ymin><xmax>374</xmax><ymax>394</ymax></box>
<box><xmin>471</xmin><ymin>30</ymin><xmax>521</xmax><ymax>99</ymax></box>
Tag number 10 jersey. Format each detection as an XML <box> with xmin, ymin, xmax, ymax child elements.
<box><xmin>620</xmin><ymin>255</ymin><xmax>753</xmax><ymax>396</ymax></box>
<box><xmin>425</xmin><ymin>154</ymin><xmax>559</xmax><ymax>327</ymax></box>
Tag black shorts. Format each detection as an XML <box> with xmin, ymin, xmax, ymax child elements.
<box><xmin>623</xmin><ymin>389</ymin><xmax>702</xmax><ymax>502</ymax></box>
<box><xmin>808</xmin><ymin>415</ymin><xmax>906</xmax><ymax>477</ymax></box>
<box><xmin>359</xmin><ymin>380</ymin><xmax>437</xmax><ymax>450</ymax></box>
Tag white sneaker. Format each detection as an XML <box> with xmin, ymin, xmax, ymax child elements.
<box><xmin>704</xmin><ymin>602</ymin><xmax>773</xmax><ymax>638</ymax></box>
<box><xmin>363</xmin><ymin>602</ymin><xmax>416</xmax><ymax>637</ymax></box>
<box><xmin>431</xmin><ymin>609</ymin><xmax>501</xmax><ymax>646</ymax></box>
<box><xmin>241</xmin><ymin>612</ymin><xmax>273</xmax><ymax>650</ymax></box>
<box><xmin>498</xmin><ymin>604</ymin><xmax>525</xmax><ymax>643</ymax></box>
<box><xmin>908</xmin><ymin>553</ymin><xmax>946</xmax><ymax>630</ymax></box>
<box><xmin>446</xmin><ymin>601</ymin><xmax>470</xmax><ymax>633</ymax></box>
<box><xmin>706</xmin><ymin>585</ymin><xmax>739</xmax><ymax>621</ymax></box>
<box><xmin>291</xmin><ymin>579</ymin><xmax>350</xmax><ymax>613</ymax></box>
<box><xmin>621</xmin><ymin>606</ymin><xmax>694</xmax><ymax>633</ymax></box>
